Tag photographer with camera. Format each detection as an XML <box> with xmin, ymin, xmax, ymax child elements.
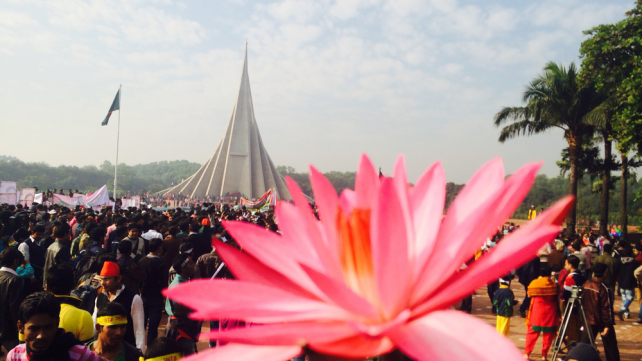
<box><xmin>582</xmin><ymin>263</ymin><xmax>620</xmax><ymax>361</ymax></box>
<box><xmin>561</xmin><ymin>256</ymin><xmax>586</xmax><ymax>343</ymax></box>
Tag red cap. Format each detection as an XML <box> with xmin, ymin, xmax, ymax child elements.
<box><xmin>201</xmin><ymin>218</ymin><xmax>211</xmax><ymax>226</ymax></box>
<box><xmin>99</xmin><ymin>261</ymin><xmax>120</xmax><ymax>277</ymax></box>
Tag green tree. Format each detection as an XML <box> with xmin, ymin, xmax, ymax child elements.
<box><xmin>494</xmin><ymin>62</ymin><xmax>604</xmax><ymax>236</ymax></box>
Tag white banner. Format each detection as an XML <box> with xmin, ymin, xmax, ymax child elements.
<box><xmin>73</xmin><ymin>193</ymin><xmax>86</xmax><ymax>206</ymax></box>
<box><xmin>131</xmin><ymin>196</ymin><xmax>141</xmax><ymax>209</ymax></box>
<box><xmin>85</xmin><ymin>185</ymin><xmax>109</xmax><ymax>207</ymax></box>
<box><xmin>34</xmin><ymin>193</ymin><xmax>43</xmax><ymax>204</ymax></box>
<box><xmin>18</xmin><ymin>188</ymin><xmax>36</xmax><ymax>207</ymax></box>
<box><xmin>0</xmin><ymin>181</ymin><xmax>17</xmax><ymax>205</ymax></box>
<box><xmin>53</xmin><ymin>194</ymin><xmax>81</xmax><ymax>207</ymax></box>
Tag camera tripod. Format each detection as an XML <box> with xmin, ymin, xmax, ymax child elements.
<box><xmin>551</xmin><ymin>286</ymin><xmax>596</xmax><ymax>360</ymax></box>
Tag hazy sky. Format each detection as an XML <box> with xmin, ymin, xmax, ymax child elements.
<box><xmin>0</xmin><ymin>0</ymin><xmax>633</xmax><ymax>184</ymax></box>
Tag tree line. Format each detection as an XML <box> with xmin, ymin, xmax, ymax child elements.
<box><xmin>0</xmin><ymin>155</ymin><xmax>201</xmax><ymax>196</ymax></box>
<box><xmin>494</xmin><ymin>1</ymin><xmax>642</xmax><ymax>237</ymax></box>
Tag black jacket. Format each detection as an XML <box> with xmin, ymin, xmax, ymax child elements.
<box><xmin>138</xmin><ymin>255</ymin><xmax>165</xmax><ymax>299</ymax></box>
<box><xmin>615</xmin><ymin>257</ymin><xmax>638</xmax><ymax>289</ymax></box>
<box><xmin>0</xmin><ymin>269</ymin><xmax>24</xmax><ymax>340</ymax></box>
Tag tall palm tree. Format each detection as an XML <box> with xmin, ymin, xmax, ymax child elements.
<box><xmin>583</xmin><ymin>97</ymin><xmax>618</xmax><ymax>236</ymax></box>
<box><xmin>494</xmin><ymin>62</ymin><xmax>604</xmax><ymax>236</ymax></box>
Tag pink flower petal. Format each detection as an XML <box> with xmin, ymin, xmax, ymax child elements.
<box><xmin>355</xmin><ymin>154</ymin><xmax>379</xmax><ymax>209</ymax></box>
<box><xmin>412</xmin><ymin>162</ymin><xmax>541</xmax><ymax>303</ymax></box>
<box><xmin>276</xmin><ymin>202</ymin><xmax>323</xmax><ymax>264</ymax></box>
<box><xmin>163</xmin><ymin>279</ymin><xmax>352</xmax><ymax>323</ymax></box>
<box><xmin>390</xmin><ymin>310</ymin><xmax>524</xmax><ymax>361</ymax></box>
<box><xmin>412</xmin><ymin>195</ymin><xmax>573</xmax><ymax>316</ymax></box>
<box><xmin>301</xmin><ymin>264</ymin><xmax>380</xmax><ymax>320</ymax></box>
<box><xmin>408</xmin><ymin>161</ymin><xmax>445</xmax><ymax>277</ymax></box>
<box><xmin>392</xmin><ymin>155</ymin><xmax>414</xmax><ymax>256</ymax></box>
<box><xmin>371</xmin><ymin>177</ymin><xmax>411</xmax><ymax>319</ymax></box>
<box><xmin>200</xmin><ymin>321</ymin><xmax>358</xmax><ymax>346</ymax></box>
<box><xmin>308</xmin><ymin>334</ymin><xmax>395</xmax><ymax>359</ymax></box>
<box><xmin>188</xmin><ymin>344</ymin><xmax>301</xmax><ymax>361</ymax></box>
<box><xmin>438</xmin><ymin>158</ymin><xmax>504</xmax><ymax>236</ymax></box>
<box><xmin>285</xmin><ymin>177</ymin><xmax>343</xmax><ymax>279</ymax></box>
<box><xmin>339</xmin><ymin>189</ymin><xmax>357</xmax><ymax>216</ymax></box>
<box><xmin>309</xmin><ymin>166</ymin><xmax>340</xmax><ymax>258</ymax></box>
<box><xmin>223</xmin><ymin>220</ymin><xmax>326</xmax><ymax>299</ymax></box>
<box><xmin>213</xmin><ymin>239</ymin><xmax>317</xmax><ymax>299</ymax></box>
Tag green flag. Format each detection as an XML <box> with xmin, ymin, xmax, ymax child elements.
<box><xmin>102</xmin><ymin>89</ymin><xmax>120</xmax><ymax>126</ymax></box>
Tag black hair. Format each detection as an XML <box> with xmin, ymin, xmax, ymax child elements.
<box><xmin>172</xmin><ymin>253</ymin><xmax>191</xmax><ymax>274</ymax></box>
<box><xmin>84</xmin><ymin>222</ymin><xmax>97</xmax><ymax>235</ymax></box>
<box><xmin>33</xmin><ymin>224</ymin><xmax>46</xmax><ymax>234</ymax></box>
<box><xmin>118</xmin><ymin>240</ymin><xmax>132</xmax><ymax>255</ymax></box>
<box><xmin>603</xmin><ymin>243</ymin><xmax>613</xmax><ymax>253</ymax></box>
<box><xmin>148</xmin><ymin>238</ymin><xmax>162</xmax><ymax>253</ymax></box>
<box><xmin>144</xmin><ymin>337</ymin><xmax>183</xmax><ymax>359</ymax></box>
<box><xmin>178</xmin><ymin>222</ymin><xmax>189</xmax><ymax>233</ymax></box>
<box><xmin>127</xmin><ymin>223</ymin><xmax>141</xmax><ymax>231</ymax></box>
<box><xmin>45</xmin><ymin>264</ymin><xmax>75</xmax><ymax>295</ymax></box>
<box><xmin>567</xmin><ymin>255</ymin><xmax>580</xmax><ymax>270</ymax></box>
<box><xmin>592</xmin><ymin>263</ymin><xmax>608</xmax><ymax>278</ymax></box>
<box><xmin>0</xmin><ymin>248</ymin><xmax>22</xmax><ymax>268</ymax></box>
<box><xmin>572</xmin><ymin>241</ymin><xmax>583</xmax><ymax>251</ymax></box>
<box><xmin>622</xmin><ymin>248</ymin><xmax>633</xmax><ymax>258</ymax></box>
<box><xmin>97</xmin><ymin>301</ymin><xmax>127</xmax><ymax>318</ymax></box>
<box><xmin>53</xmin><ymin>223</ymin><xmax>70</xmax><ymax>238</ymax></box>
<box><xmin>189</xmin><ymin>223</ymin><xmax>200</xmax><ymax>233</ymax></box>
<box><xmin>90</xmin><ymin>227</ymin><xmax>107</xmax><ymax>242</ymax></box>
<box><xmin>19</xmin><ymin>292</ymin><xmax>60</xmax><ymax>324</ymax></box>
<box><xmin>115</xmin><ymin>226</ymin><xmax>128</xmax><ymax>238</ymax></box>
<box><xmin>538</xmin><ymin>264</ymin><xmax>551</xmax><ymax>278</ymax></box>
<box><xmin>168</xmin><ymin>226</ymin><xmax>178</xmax><ymax>236</ymax></box>
<box><xmin>551</xmin><ymin>264</ymin><xmax>562</xmax><ymax>273</ymax></box>
<box><xmin>97</xmin><ymin>253</ymin><xmax>117</xmax><ymax>272</ymax></box>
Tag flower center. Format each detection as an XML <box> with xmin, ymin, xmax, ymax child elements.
<box><xmin>336</xmin><ymin>208</ymin><xmax>379</xmax><ymax>307</ymax></box>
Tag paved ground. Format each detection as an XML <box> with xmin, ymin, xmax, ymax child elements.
<box><xmin>472</xmin><ymin>283</ymin><xmax>642</xmax><ymax>361</ymax></box>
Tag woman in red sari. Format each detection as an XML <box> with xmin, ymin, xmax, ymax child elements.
<box><xmin>524</xmin><ymin>265</ymin><xmax>559</xmax><ymax>360</ymax></box>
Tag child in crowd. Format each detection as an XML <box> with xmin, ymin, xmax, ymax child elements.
<box><xmin>493</xmin><ymin>275</ymin><xmax>518</xmax><ymax>336</ymax></box>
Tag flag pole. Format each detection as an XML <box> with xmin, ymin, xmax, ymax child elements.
<box><xmin>114</xmin><ymin>84</ymin><xmax>121</xmax><ymax>200</ymax></box>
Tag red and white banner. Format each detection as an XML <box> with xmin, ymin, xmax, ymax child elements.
<box><xmin>240</xmin><ymin>189</ymin><xmax>278</xmax><ymax>211</ymax></box>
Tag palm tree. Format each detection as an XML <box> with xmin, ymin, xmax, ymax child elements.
<box><xmin>494</xmin><ymin>62</ymin><xmax>604</xmax><ymax>236</ymax></box>
<box><xmin>583</xmin><ymin>97</ymin><xmax>618</xmax><ymax>236</ymax></box>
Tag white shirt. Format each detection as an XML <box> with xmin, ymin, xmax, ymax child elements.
<box><xmin>18</xmin><ymin>236</ymin><xmax>42</xmax><ymax>262</ymax></box>
<box><xmin>142</xmin><ymin>230</ymin><xmax>163</xmax><ymax>241</ymax></box>
<box><xmin>92</xmin><ymin>285</ymin><xmax>145</xmax><ymax>352</ymax></box>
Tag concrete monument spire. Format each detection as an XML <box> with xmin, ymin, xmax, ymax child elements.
<box><xmin>163</xmin><ymin>43</ymin><xmax>291</xmax><ymax>200</ymax></box>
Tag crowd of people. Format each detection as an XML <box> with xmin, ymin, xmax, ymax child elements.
<box><xmin>0</xmin><ymin>200</ymin><xmax>641</xmax><ymax>361</ymax></box>
<box><xmin>480</xmin><ymin>221</ymin><xmax>642</xmax><ymax>361</ymax></box>
<box><xmin>0</xmin><ymin>200</ymin><xmax>273</xmax><ymax>360</ymax></box>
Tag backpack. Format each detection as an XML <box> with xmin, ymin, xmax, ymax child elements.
<box><xmin>74</xmin><ymin>252</ymin><xmax>99</xmax><ymax>278</ymax></box>
<box><xmin>71</xmin><ymin>275</ymin><xmax>101</xmax><ymax>314</ymax></box>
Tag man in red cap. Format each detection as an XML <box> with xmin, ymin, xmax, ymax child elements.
<box><xmin>92</xmin><ymin>261</ymin><xmax>145</xmax><ymax>352</ymax></box>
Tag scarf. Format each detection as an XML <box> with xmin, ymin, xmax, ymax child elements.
<box><xmin>26</xmin><ymin>329</ymin><xmax>83</xmax><ymax>361</ymax></box>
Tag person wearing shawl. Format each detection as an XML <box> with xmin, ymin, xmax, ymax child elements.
<box><xmin>524</xmin><ymin>265</ymin><xmax>559</xmax><ymax>360</ymax></box>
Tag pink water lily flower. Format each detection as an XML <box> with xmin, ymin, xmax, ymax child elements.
<box><xmin>164</xmin><ymin>155</ymin><xmax>573</xmax><ymax>361</ymax></box>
